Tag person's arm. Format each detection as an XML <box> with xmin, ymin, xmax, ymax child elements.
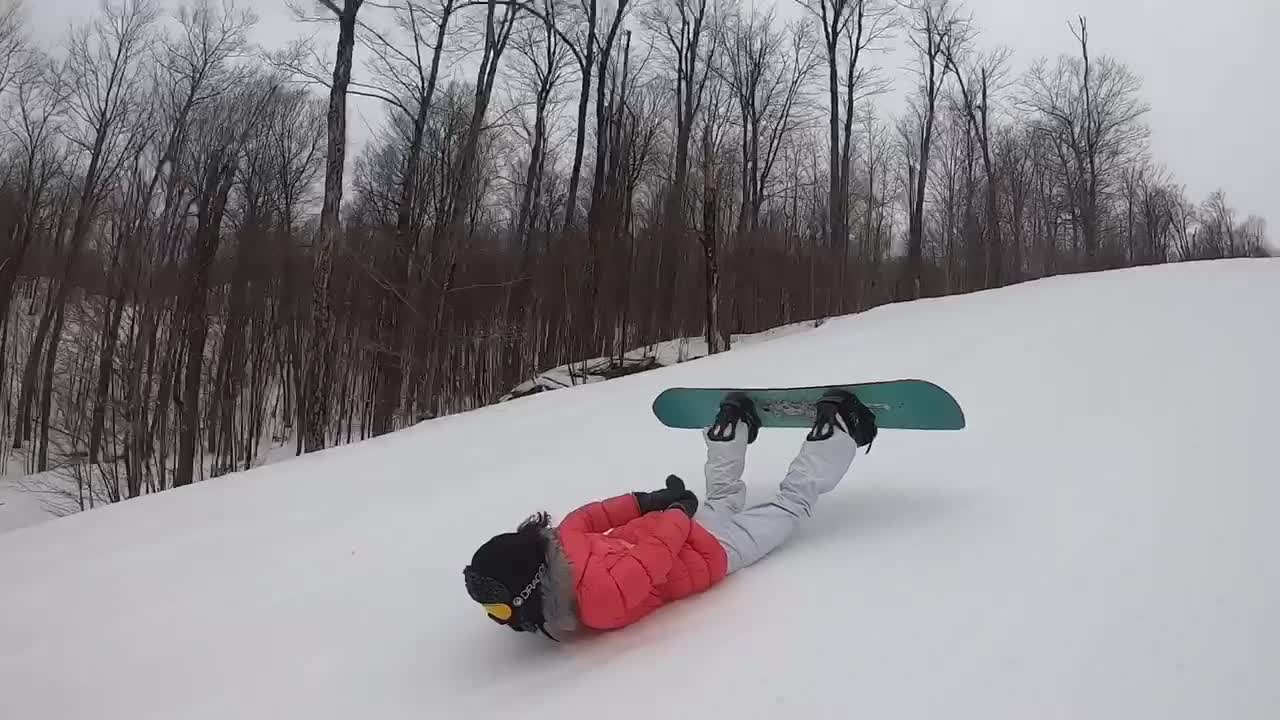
<box><xmin>558</xmin><ymin>493</ymin><xmax>643</xmax><ymax>537</ymax></box>
<box><xmin>574</xmin><ymin>509</ymin><xmax>692</xmax><ymax>629</ymax></box>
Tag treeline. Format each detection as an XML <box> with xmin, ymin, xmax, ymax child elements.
<box><xmin>0</xmin><ymin>0</ymin><xmax>1268</xmax><ymax>511</ymax></box>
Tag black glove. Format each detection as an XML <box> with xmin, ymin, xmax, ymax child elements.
<box><xmin>634</xmin><ymin>475</ymin><xmax>690</xmax><ymax>515</ymax></box>
<box><xmin>667</xmin><ymin>491</ymin><xmax>698</xmax><ymax>518</ymax></box>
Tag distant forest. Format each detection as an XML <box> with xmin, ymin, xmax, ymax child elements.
<box><xmin>0</xmin><ymin>0</ymin><xmax>1269</xmax><ymax>511</ymax></box>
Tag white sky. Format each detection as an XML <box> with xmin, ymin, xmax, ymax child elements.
<box><xmin>21</xmin><ymin>0</ymin><xmax>1279</xmax><ymax>235</ymax></box>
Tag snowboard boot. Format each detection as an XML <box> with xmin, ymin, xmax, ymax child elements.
<box><xmin>808</xmin><ymin>388</ymin><xmax>878</xmax><ymax>450</ymax></box>
<box><xmin>707</xmin><ymin>391</ymin><xmax>761</xmax><ymax>444</ymax></box>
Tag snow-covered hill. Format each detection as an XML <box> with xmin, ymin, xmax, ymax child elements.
<box><xmin>2</xmin><ymin>258</ymin><xmax>1278</xmax><ymax>720</ymax></box>
<box><xmin>0</xmin><ymin>471</ymin><xmax>53</xmax><ymax>533</ymax></box>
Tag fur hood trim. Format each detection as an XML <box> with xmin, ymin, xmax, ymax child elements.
<box><xmin>539</xmin><ymin>527</ymin><xmax>579</xmax><ymax>633</ymax></box>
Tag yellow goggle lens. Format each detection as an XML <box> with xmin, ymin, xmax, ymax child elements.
<box><xmin>484</xmin><ymin>603</ymin><xmax>513</xmax><ymax>621</ymax></box>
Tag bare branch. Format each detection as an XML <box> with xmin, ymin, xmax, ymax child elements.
<box><xmin>0</xmin><ymin>0</ymin><xmax>27</xmax><ymax>97</ymax></box>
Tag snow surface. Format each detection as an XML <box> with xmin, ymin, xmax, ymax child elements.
<box><xmin>0</xmin><ymin>435</ymin><xmax>304</xmax><ymax>535</ymax></box>
<box><xmin>0</xmin><ymin>471</ymin><xmax>56</xmax><ymax>533</ymax></box>
<box><xmin>2</xmin><ymin>258</ymin><xmax>1280</xmax><ymax>719</ymax></box>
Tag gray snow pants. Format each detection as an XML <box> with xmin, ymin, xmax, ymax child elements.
<box><xmin>694</xmin><ymin>422</ymin><xmax>858</xmax><ymax>574</ymax></box>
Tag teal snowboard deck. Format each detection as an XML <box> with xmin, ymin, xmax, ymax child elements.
<box><xmin>652</xmin><ymin>380</ymin><xmax>965</xmax><ymax>431</ymax></box>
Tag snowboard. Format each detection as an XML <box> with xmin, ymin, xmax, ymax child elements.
<box><xmin>651</xmin><ymin>380</ymin><xmax>965</xmax><ymax>432</ymax></box>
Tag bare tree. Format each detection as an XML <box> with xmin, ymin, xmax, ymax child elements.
<box><xmin>85</xmin><ymin>0</ymin><xmax>257</xmax><ymax>471</ymax></box>
<box><xmin>941</xmin><ymin>23</ymin><xmax>1011</xmax><ymax>288</ymax></box>
<box><xmin>696</xmin><ymin>47</ymin><xmax>736</xmax><ymax>353</ymax></box>
<box><xmin>1237</xmin><ymin>215</ymin><xmax>1268</xmax><ymax>258</ymax></box>
<box><xmin>993</xmin><ymin>123</ymin><xmax>1032</xmax><ymax>278</ymax></box>
<box><xmin>899</xmin><ymin>0</ymin><xmax>953</xmax><ymax>300</ymax></box>
<box><xmin>509</xmin><ymin>16</ymin><xmax>571</xmax><ymax>248</ymax></box>
<box><xmin>173</xmin><ymin>72</ymin><xmax>282</xmax><ymax>488</ymax></box>
<box><xmin>857</xmin><ymin>107</ymin><xmax>894</xmax><ymax>279</ymax></box>
<box><xmin>547</xmin><ymin>0</ymin><xmax>633</xmax><ymax>354</ymax></box>
<box><xmin>148</xmin><ymin>0</ymin><xmax>257</xmax><ymax>245</ymax></box>
<box><xmin>0</xmin><ymin>50</ymin><xmax>65</xmax><ymax>383</ymax></box>
<box><xmin>0</xmin><ymin>0</ymin><xmax>25</xmax><ymax>99</ymax></box>
<box><xmin>718</xmin><ymin>9</ymin><xmax>820</xmax><ymax>236</ymax></box>
<box><xmin>365</xmin><ymin>0</ymin><xmax>460</xmax><ymax>435</ymax></box>
<box><xmin>1201</xmin><ymin>190</ymin><xmax>1239</xmax><ymax>258</ymax></box>
<box><xmin>793</xmin><ymin>0</ymin><xmax>893</xmax><ymax>308</ymax></box>
<box><xmin>13</xmin><ymin>0</ymin><xmax>157</xmax><ymax>468</ymax></box>
<box><xmin>436</xmin><ymin>0</ymin><xmax>518</xmax><ymax>242</ymax></box>
<box><xmin>640</xmin><ymin>0</ymin><xmax>721</xmax><ymax>350</ymax></box>
<box><xmin>275</xmin><ymin>0</ymin><xmax>466</xmax><ymax>436</ymax></box>
<box><xmin>293</xmin><ymin>0</ymin><xmax>366</xmax><ymax>453</ymax></box>
<box><xmin>208</xmin><ymin>83</ymin><xmax>323</xmax><ymax>477</ymax></box>
<box><xmin>1130</xmin><ymin>160</ymin><xmax>1176</xmax><ymax>264</ymax></box>
<box><xmin>503</xmin><ymin>11</ymin><xmax>572</xmax><ymax>364</ymax></box>
<box><xmin>646</xmin><ymin>0</ymin><xmax>718</xmax><ymax>230</ymax></box>
<box><xmin>266</xmin><ymin>86</ymin><xmax>327</xmax><ymax>456</ymax></box>
<box><xmin>1020</xmin><ymin>16</ymin><xmax>1149</xmax><ymax>267</ymax></box>
<box><xmin>555</xmin><ymin>0</ymin><xmax>606</xmax><ymax>232</ymax></box>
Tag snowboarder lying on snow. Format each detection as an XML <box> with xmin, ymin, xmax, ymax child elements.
<box><xmin>462</xmin><ymin>389</ymin><xmax>878</xmax><ymax>638</ymax></box>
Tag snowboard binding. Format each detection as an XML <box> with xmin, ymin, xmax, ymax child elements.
<box><xmin>810</xmin><ymin>388</ymin><xmax>878</xmax><ymax>450</ymax></box>
<box><xmin>707</xmin><ymin>392</ymin><xmax>762</xmax><ymax>444</ymax></box>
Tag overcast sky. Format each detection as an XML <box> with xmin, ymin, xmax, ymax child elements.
<box><xmin>21</xmin><ymin>0</ymin><xmax>1279</xmax><ymax>235</ymax></box>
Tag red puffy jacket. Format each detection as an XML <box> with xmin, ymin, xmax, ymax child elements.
<box><xmin>557</xmin><ymin>493</ymin><xmax>729</xmax><ymax>630</ymax></box>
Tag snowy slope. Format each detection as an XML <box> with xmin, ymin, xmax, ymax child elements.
<box><xmin>2</xmin><ymin>258</ymin><xmax>1279</xmax><ymax>720</ymax></box>
<box><xmin>0</xmin><ymin>471</ymin><xmax>56</xmax><ymax>533</ymax></box>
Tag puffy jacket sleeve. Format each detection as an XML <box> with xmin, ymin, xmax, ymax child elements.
<box><xmin>559</xmin><ymin>493</ymin><xmax>643</xmax><ymax>536</ymax></box>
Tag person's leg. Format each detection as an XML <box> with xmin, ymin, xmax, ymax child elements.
<box><xmin>697</xmin><ymin>393</ymin><xmax>759</xmax><ymax>517</ymax></box>
<box><xmin>713</xmin><ymin>428</ymin><xmax>858</xmax><ymax>573</ymax></box>
<box><xmin>710</xmin><ymin>389</ymin><xmax>876</xmax><ymax>574</ymax></box>
<box><xmin>701</xmin><ymin>424</ymin><xmax>749</xmax><ymax>515</ymax></box>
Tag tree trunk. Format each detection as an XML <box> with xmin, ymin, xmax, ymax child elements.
<box><xmin>14</xmin><ymin>281</ymin><xmax>55</xmax><ymax>448</ymax></box>
<box><xmin>36</xmin><ymin>302</ymin><xmax>65</xmax><ymax>472</ymax></box>
<box><xmin>125</xmin><ymin>301</ymin><xmax>151</xmax><ymax>499</ymax></box>
<box><xmin>702</xmin><ymin>185</ymin><xmax>725</xmax><ymax>354</ymax></box>
<box><xmin>175</xmin><ymin>157</ymin><xmax>238</xmax><ymax>488</ymax></box>
<box><xmin>88</xmin><ymin>288</ymin><xmax>126</xmax><ymax>462</ymax></box>
<box><xmin>825</xmin><ymin>28</ymin><xmax>842</xmax><ymax>293</ymax></box>
<box><xmin>304</xmin><ymin>2</ymin><xmax>360</xmax><ymax>453</ymax></box>
<box><xmin>213</xmin><ymin>207</ymin><xmax>259</xmax><ymax>474</ymax></box>
<box><xmin>906</xmin><ymin>10</ymin><xmax>943</xmax><ymax>301</ymax></box>
<box><xmin>562</xmin><ymin>5</ymin><xmax>596</xmax><ymax>233</ymax></box>
<box><xmin>0</xmin><ymin>198</ymin><xmax>40</xmax><ymax>343</ymax></box>
<box><xmin>978</xmin><ymin>73</ymin><xmax>1001</xmax><ymax>287</ymax></box>
<box><xmin>371</xmin><ymin>4</ymin><xmax>451</xmax><ymax>437</ymax></box>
